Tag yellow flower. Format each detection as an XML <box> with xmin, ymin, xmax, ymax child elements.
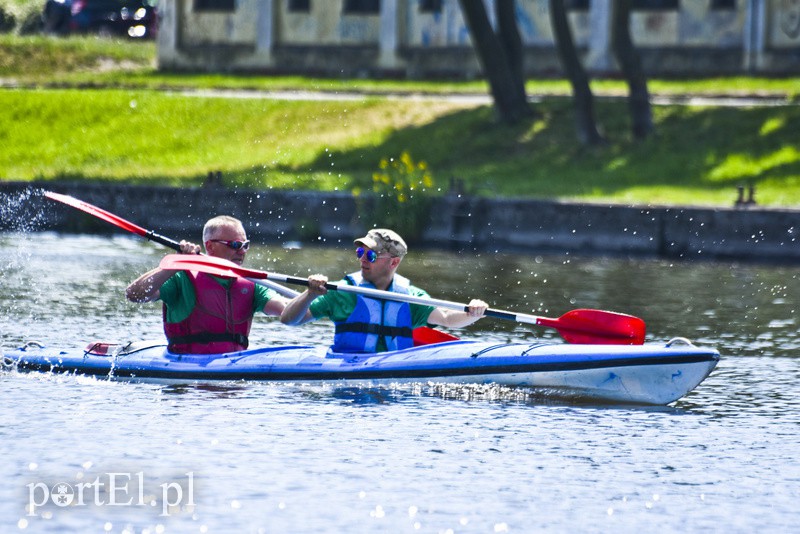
<box><xmin>401</xmin><ymin>152</ymin><xmax>414</xmax><ymax>172</ymax></box>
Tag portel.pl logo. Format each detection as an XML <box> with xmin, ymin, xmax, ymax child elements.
<box><xmin>26</xmin><ymin>472</ymin><xmax>195</xmax><ymax>517</ymax></box>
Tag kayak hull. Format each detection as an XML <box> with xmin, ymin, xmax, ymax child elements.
<box><xmin>3</xmin><ymin>339</ymin><xmax>720</xmax><ymax>405</ymax></box>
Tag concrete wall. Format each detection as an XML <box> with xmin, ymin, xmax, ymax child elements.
<box><xmin>157</xmin><ymin>0</ymin><xmax>800</xmax><ymax>76</ymax></box>
<box><xmin>1</xmin><ymin>182</ymin><xmax>797</xmax><ymax>264</ymax></box>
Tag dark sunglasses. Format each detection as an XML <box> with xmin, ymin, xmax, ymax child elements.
<box><xmin>356</xmin><ymin>247</ymin><xmax>392</xmax><ymax>263</ymax></box>
<box><xmin>210</xmin><ymin>239</ymin><xmax>250</xmax><ymax>251</ymax></box>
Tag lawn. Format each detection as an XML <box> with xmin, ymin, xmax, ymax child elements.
<box><xmin>1</xmin><ymin>34</ymin><xmax>799</xmax><ymax>208</ymax></box>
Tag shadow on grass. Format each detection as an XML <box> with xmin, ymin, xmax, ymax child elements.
<box><xmin>35</xmin><ymin>94</ymin><xmax>798</xmax><ymax>206</ymax></box>
<box><xmin>260</xmin><ymin>98</ymin><xmax>800</xmax><ymax>202</ymax></box>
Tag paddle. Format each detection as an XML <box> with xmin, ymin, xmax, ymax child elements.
<box><xmin>160</xmin><ymin>254</ymin><xmax>647</xmax><ymax>345</ymax></box>
<box><xmin>413</xmin><ymin>326</ymin><xmax>460</xmax><ymax>345</ymax></box>
<box><xmin>43</xmin><ymin>190</ymin><xmax>299</xmax><ymax>298</ymax></box>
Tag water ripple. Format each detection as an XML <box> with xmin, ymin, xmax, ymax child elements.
<box><xmin>1</xmin><ymin>233</ymin><xmax>799</xmax><ymax>532</ymax></box>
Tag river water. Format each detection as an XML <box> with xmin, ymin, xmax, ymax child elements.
<box><xmin>1</xmin><ymin>232</ymin><xmax>798</xmax><ymax>533</ymax></box>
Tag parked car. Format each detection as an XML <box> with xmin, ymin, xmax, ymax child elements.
<box><xmin>42</xmin><ymin>0</ymin><xmax>157</xmax><ymax>38</ymax></box>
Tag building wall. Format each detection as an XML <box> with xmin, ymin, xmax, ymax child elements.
<box><xmin>769</xmin><ymin>0</ymin><xmax>800</xmax><ymax>46</ymax></box>
<box><xmin>157</xmin><ymin>0</ymin><xmax>800</xmax><ymax>76</ymax></box>
<box><xmin>278</xmin><ymin>0</ymin><xmax>383</xmax><ymax>44</ymax></box>
<box><xmin>181</xmin><ymin>0</ymin><xmax>259</xmax><ymax>45</ymax></box>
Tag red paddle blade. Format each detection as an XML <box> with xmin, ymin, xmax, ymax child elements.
<box><xmin>45</xmin><ymin>191</ymin><xmax>148</xmax><ymax>237</ymax></box>
<box><xmin>159</xmin><ymin>254</ymin><xmax>269</xmax><ymax>279</ymax></box>
<box><xmin>538</xmin><ymin>309</ymin><xmax>646</xmax><ymax>345</ymax></box>
<box><xmin>413</xmin><ymin>327</ymin><xmax>460</xmax><ymax>346</ymax></box>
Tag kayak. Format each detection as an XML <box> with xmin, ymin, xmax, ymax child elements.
<box><xmin>3</xmin><ymin>338</ymin><xmax>719</xmax><ymax>405</ymax></box>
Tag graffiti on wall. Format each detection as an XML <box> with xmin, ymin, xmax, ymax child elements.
<box><xmin>781</xmin><ymin>0</ymin><xmax>800</xmax><ymax>38</ymax></box>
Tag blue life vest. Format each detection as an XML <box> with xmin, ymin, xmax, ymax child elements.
<box><xmin>332</xmin><ymin>272</ymin><xmax>414</xmax><ymax>353</ymax></box>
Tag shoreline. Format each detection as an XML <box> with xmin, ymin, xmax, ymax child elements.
<box><xmin>1</xmin><ymin>181</ymin><xmax>798</xmax><ymax>264</ymax></box>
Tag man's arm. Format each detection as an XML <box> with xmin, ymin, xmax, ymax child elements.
<box><xmin>426</xmin><ymin>299</ymin><xmax>488</xmax><ymax>328</ymax></box>
<box><xmin>262</xmin><ymin>295</ymin><xmax>289</xmax><ymax>317</ymax></box>
<box><xmin>126</xmin><ymin>240</ymin><xmax>201</xmax><ymax>303</ymax></box>
<box><xmin>125</xmin><ymin>268</ymin><xmax>178</xmax><ymax>303</ymax></box>
<box><xmin>280</xmin><ymin>274</ymin><xmax>328</xmax><ymax>325</ymax></box>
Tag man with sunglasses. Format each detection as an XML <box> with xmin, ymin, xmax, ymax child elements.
<box><xmin>126</xmin><ymin>215</ymin><xmax>287</xmax><ymax>354</ymax></box>
<box><xmin>281</xmin><ymin>228</ymin><xmax>488</xmax><ymax>353</ymax></box>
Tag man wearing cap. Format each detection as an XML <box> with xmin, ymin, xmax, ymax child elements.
<box><xmin>280</xmin><ymin>228</ymin><xmax>488</xmax><ymax>353</ymax></box>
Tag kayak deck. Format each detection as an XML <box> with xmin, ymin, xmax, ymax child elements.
<box><xmin>3</xmin><ymin>339</ymin><xmax>720</xmax><ymax>405</ymax></box>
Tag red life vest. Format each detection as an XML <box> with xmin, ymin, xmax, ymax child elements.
<box><xmin>163</xmin><ymin>272</ymin><xmax>256</xmax><ymax>354</ymax></box>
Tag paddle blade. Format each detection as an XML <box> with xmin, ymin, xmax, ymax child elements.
<box><xmin>159</xmin><ymin>254</ymin><xmax>270</xmax><ymax>279</ymax></box>
<box><xmin>538</xmin><ymin>309</ymin><xmax>646</xmax><ymax>345</ymax></box>
<box><xmin>413</xmin><ymin>327</ymin><xmax>460</xmax><ymax>346</ymax></box>
<box><xmin>44</xmin><ymin>191</ymin><xmax>149</xmax><ymax>237</ymax></box>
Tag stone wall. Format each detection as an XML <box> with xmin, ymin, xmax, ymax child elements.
<box><xmin>1</xmin><ymin>182</ymin><xmax>797</xmax><ymax>264</ymax></box>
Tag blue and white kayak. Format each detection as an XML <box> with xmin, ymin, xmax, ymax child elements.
<box><xmin>3</xmin><ymin>338</ymin><xmax>719</xmax><ymax>405</ymax></box>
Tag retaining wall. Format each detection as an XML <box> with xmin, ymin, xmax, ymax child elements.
<box><xmin>1</xmin><ymin>182</ymin><xmax>797</xmax><ymax>264</ymax></box>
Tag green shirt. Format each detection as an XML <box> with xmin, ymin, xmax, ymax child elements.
<box><xmin>309</xmin><ymin>279</ymin><xmax>435</xmax><ymax>328</ymax></box>
<box><xmin>159</xmin><ymin>271</ymin><xmax>276</xmax><ymax>324</ymax></box>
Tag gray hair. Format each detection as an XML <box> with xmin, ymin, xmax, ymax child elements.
<box><xmin>202</xmin><ymin>215</ymin><xmax>245</xmax><ymax>243</ymax></box>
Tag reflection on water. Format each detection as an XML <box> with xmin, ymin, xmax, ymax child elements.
<box><xmin>162</xmin><ymin>383</ymin><xmax>251</xmax><ymax>399</ymax></box>
<box><xmin>1</xmin><ymin>232</ymin><xmax>799</xmax><ymax>532</ymax></box>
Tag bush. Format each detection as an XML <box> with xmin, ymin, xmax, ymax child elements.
<box><xmin>0</xmin><ymin>6</ymin><xmax>16</xmax><ymax>32</ymax></box>
<box><xmin>0</xmin><ymin>0</ymin><xmax>43</xmax><ymax>34</ymax></box>
<box><xmin>355</xmin><ymin>152</ymin><xmax>439</xmax><ymax>242</ymax></box>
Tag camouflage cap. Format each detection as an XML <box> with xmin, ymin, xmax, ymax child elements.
<box><xmin>354</xmin><ymin>228</ymin><xmax>408</xmax><ymax>257</ymax></box>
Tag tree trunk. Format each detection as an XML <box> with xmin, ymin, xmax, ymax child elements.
<box><xmin>611</xmin><ymin>0</ymin><xmax>653</xmax><ymax>139</ymax></box>
<box><xmin>549</xmin><ymin>0</ymin><xmax>604</xmax><ymax>145</ymax></box>
<box><xmin>458</xmin><ymin>0</ymin><xmax>531</xmax><ymax>124</ymax></box>
<box><xmin>496</xmin><ymin>0</ymin><xmax>524</xmax><ymax>91</ymax></box>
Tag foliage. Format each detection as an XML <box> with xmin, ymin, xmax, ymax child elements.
<box><xmin>354</xmin><ymin>152</ymin><xmax>439</xmax><ymax>241</ymax></box>
<box><xmin>0</xmin><ymin>0</ymin><xmax>44</xmax><ymax>34</ymax></box>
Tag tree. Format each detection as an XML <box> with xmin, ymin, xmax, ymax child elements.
<box><xmin>458</xmin><ymin>0</ymin><xmax>532</xmax><ymax>124</ymax></box>
<box><xmin>456</xmin><ymin>1</ymin><xmax>651</xmax><ymax>142</ymax></box>
<box><xmin>549</xmin><ymin>0</ymin><xmax>604</xmax><ymax>145</ymax></box>
<box><xmin>610</xmin><ymin>0</ymin><xmax>654</xmax><ymax>139</ymax></box>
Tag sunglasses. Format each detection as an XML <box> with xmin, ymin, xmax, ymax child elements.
<box><xmin>210</xmin><ymin>239</ymin><xmax>250</xmax><ymax>251</ymax></box>
<box><xmin>356</xmin><ymin>247</ymin><xmax>393</xmax><ymax>263</ymax></box>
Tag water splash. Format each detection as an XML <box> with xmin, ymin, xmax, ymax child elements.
<box><xmin>0</xmin><ymin>187</ymin><xmax>50</xmax><ymax>233</ymax></box>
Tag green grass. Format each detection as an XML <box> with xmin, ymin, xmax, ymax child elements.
<box><xmin>3</xmin><ymin>35</ymin><xmax>800</xmax><ymax>99</ymax></box>
<box><xmin>1</xmin><ymin>34</ymin><xmax>799</xmax><ymax>207</ymax></box>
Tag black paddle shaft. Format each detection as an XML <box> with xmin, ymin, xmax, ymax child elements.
<box><xmin>144</xmin><ymin>230</ymin><xmax>182</xmax><ymax>251</ymax></box>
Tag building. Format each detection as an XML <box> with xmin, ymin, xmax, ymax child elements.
<box><xmin>157</xmin><ymin>0</ymin><xmax>800</xmax><ymax>77</ymax></box>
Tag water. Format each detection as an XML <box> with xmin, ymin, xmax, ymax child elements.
<box><xmin>1</xmin><ymin>232</ymin><xmax>799</xmax><ymax>533</ymax></box>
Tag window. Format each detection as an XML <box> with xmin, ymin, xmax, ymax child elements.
<box><xmin>288</xmin><ymin>0</ymin><xmax>310</xmax><ymax>12</ymax></box>
<box><xmin>343</xmin><ymin>0</ymin><xmax>379</xmax><ymax>14</ymax></box>
<box><xmin>631</xmin><ymin>0</ymin><xmax>679</xmax><ymax>10</ymax></box>
<box><xmin>195</xmin><ymin>0</ymin><xmax>235</xmax><ymax>12</ymax></box>
<box><xmin>419</xmin><ymin>0</ymin><xmax>442</xmax><ymax>13</ymax></box>
<box><xmin>566</xmin><ymin>0</ymin><xmax>589</xmax><ymax>10</ymax></box>
<box><xmin>710</xmin><ymin>0</ymin><xmax>736</xmax><ymax>9</ymax></box>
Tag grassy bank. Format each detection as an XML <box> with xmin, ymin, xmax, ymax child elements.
<box><xmin>2</xmin><ymin>35</ymin><xmax>799</xmax><ymax>207</ymax></box>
